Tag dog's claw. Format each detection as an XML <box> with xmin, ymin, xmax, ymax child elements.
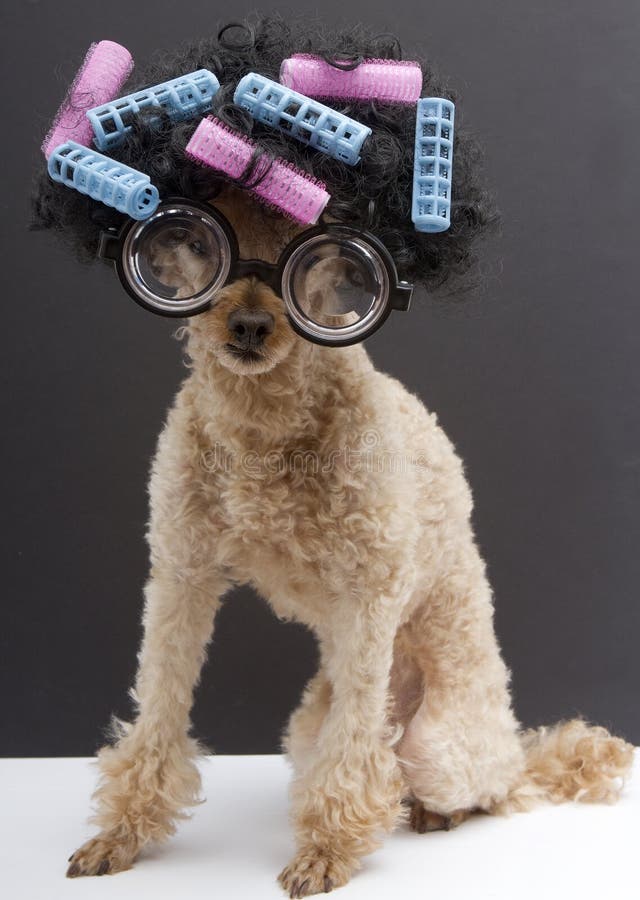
<box><xmin>65</xmin><ymin>830</ymin><xmax>137</xmax><ymax>877</ymax></box>
<box><xmin>408</xmin><ymin>799</ymin><xmax>471</xmax><ymax>834</ymax></box>
<box><xmin>278</xmin><ymin>850</ymin><xmax>349</xmax><ymax>897</ymax></box>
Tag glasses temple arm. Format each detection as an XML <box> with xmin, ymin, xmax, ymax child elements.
<box><xmin>389</xmin><ymin>280</ymin><xmax>413</xmax><ymax>311</ymax></box>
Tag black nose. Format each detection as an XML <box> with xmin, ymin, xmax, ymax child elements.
<box><xmin>227</xmin><ymin>308</ymin><xmax>275</xmax><ymax>349</ymax></box>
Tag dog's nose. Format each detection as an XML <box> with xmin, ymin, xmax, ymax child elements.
<box><xmin>227</xmin><ymin>308</ymin><xmax>275</xmax><ymax>349</ymax></box>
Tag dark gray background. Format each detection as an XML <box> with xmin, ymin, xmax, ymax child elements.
<box><xmin>2</xmin><ymin>0</ymin><xmax>639</xmax><ymax>756</ymax></box>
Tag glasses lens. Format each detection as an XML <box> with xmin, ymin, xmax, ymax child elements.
<box><xmin>282</xmin><ymin>233</ymin><xmax>389</xmax><ymax>343</ymax></box>
<box><xmin>122</xmin><ymin>204</ymin><xmax>232</xmax><ymax>315</ymax></box>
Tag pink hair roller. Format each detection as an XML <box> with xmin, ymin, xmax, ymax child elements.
<box><xmin>185</xmin><ymin>117</ymin><xmax>330</xmax><ymax>226</ymax></box>
<box><xmin>279</xmin><ymin>55</ymin><xmax>422</xmax><ymax>104</ymax></box>
<box><xmin>42</xmin><ymin>41</ymin><xmax>134</xmax><ymax>159</ymax></box>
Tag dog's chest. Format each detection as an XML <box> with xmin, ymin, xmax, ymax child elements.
<box><xmin>205</xmin><ymin>445</ymin><xmax>390</xmax><ymax>616</ymax></box>
<box><xmin>215</xmin><ymin>456</ymin><xmax>344</xmax><ymax>555</ymax></box>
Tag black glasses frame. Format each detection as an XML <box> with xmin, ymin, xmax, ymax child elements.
<box><xmin>98</xmin><ymin>198</ymin><xmax>413</xmax><ymax>347</ymax></box>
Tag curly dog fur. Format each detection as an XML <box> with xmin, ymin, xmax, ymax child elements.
<box><xmin>61</xmin><ymin>187</ymin><xmax>633</xmax><ymax>895</ymax></box>
<box><xmin>32</xmin><ymin>16</ymin><xmax>634</xmax><ymax>897</ymax></box>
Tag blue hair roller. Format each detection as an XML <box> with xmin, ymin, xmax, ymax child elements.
<box><xmin>233</xmin><ymin>72</ymin><xmax>371</xmax><ymax>165</ymax></box>
<box><xmin>47</xmin><ymin>141</ymin><xmax>160</xmax><ymax>220</ymax></box>
<box><xmin>412</xmin><ymin>97</ymin><xmax>455</xmax><ymax>233</ymax></box>
<box><xmin>87</xmin><ymin>69</ymin><xmax>220</xmax><ymax>151</ymax></box>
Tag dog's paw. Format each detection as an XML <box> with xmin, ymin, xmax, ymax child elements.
<box><xmin>66</xmin><ymin>828</ymin><xmax>138</xmax><ymax>877</ymax></box>
<box><xmin>278</xmin><ymin>847</ymin><xmax>353</xmax><ymax>897</ymax></box>
<box><xmin>408</xmin><ymin>799</ymin><xmax>470</xmax><ymax>834</ymax></box>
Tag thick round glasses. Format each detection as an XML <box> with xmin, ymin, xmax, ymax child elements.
<box><xmin>98</xmin><ymin>199</ymin><xmax>413</xmax><ymax>347</ymax></box>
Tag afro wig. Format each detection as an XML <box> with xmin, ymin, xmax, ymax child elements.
<box><xmin>32</xmin><ymin>15</ymin><xmax>497</xmax><ymax>296</ymax></box>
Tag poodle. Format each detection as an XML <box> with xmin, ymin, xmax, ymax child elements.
<box><xmin>32</xmin><ymin>16</ymin><xmax>634</xmax><ymax>898</ymax></box>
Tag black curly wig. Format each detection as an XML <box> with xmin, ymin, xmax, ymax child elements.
<box><xmin>31</xmin><ymin>14</ymin><xmax>497</xmax><ymax>296</ymax></box>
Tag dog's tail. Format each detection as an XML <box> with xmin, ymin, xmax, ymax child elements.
<box><xmin>492</xmin><ymin>718</ymin><xmax>635</xmax><ymax>814</ymax></box>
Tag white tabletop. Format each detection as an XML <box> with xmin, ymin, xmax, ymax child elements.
<box><xmin>1</xmin><ymin>752</ymin><xmax>637</xmax><ymax>899</ymax></box>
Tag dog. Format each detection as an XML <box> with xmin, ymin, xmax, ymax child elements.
<box><xmin>65</xmin><ymin>186</ymin><xmax>634</xmax><ymax>896</ymax></box>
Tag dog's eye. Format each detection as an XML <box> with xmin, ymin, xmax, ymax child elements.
<box><xmin>161</xmin><ymin>227</ymin><xmax>189</xmax><ymax>248</ymax></box>
<box><xmin>189</xmin><ymin>240</ymin><xmax>206</xmax><ymax>256</ymax></box>
<box><xmin>347</xmin><ymin>269</ymin><xmax>365</xmax><ymax>288</ymax></box>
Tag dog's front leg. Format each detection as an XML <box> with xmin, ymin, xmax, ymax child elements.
<box><xmin>278</xmin><ymin>593</ymin><xmax>406</xmax><ymax>897</ymax></box>
<box><xmin>67</xmin><ymin>405</ymin><xmax>231</xmax><ymax>877</ymax></box>
<box><xmin>66</xmin><ymin>567</ymin><xmax>228</xmax><ymax>878</ymax></box>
